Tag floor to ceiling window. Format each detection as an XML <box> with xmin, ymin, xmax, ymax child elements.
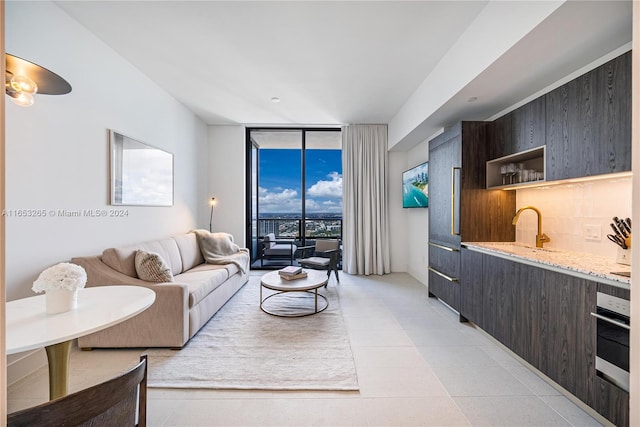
<box><xmin>246</xmin><ymin>128</ymin><xmax>342</xmax><ymax>267</ymax></box>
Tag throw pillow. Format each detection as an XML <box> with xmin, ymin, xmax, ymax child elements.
<box><xmin>134</xmin><ymin>250</ymin><xmax>174</xmax><ymax>282</ymax></box>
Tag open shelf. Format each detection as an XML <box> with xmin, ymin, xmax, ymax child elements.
<box><xmin>486</xmin><ymin>146</ymin><xmax>545</xmax><ymax>189</ymax></box>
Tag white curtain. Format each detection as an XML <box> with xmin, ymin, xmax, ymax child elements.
<box><xmin>342</xmin><ymin>124</ymin><xmax>391</xmax><ymax>275</ymax></box>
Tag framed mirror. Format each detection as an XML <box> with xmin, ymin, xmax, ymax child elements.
<box><xmin>109</xmin><ymin>130</ymin><xmax>174</xmax><ymax>206</ymax></box>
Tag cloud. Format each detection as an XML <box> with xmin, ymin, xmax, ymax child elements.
<box><xmin>307</xmin><ymin>172</ymin><xmax>342</xmax><ymax>198</ymax></box>
<box><xmin>259</xmin><ymin>187</ymin><xmax>300</xmax><ymax>213</ymax></box>
<box><xmin>259</xmin><ymin>172</ymin><xmax>343</xmax><ymax>214</ymax></box>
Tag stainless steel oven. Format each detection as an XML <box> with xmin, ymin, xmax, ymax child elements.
<box><xmin>591</xmin><ymin>291</ymin><xmax>630</xmax><ymax>392</ymax></box>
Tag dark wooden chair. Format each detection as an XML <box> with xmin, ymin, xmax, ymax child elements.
<box><xmin>298</xmin><ymin>239</ymin><xmax>341</xmax><ymax>283</ymax></box>
<box><xmin>8</xmin><ymin>354</ymin><xmax>148</xmax><ymax>427</ymax></box>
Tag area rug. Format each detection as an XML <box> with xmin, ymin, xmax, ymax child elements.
<box><xmin>145</xmin><ymin>275</ymin><xmax>359</xmax><ymax>391</ymax></box>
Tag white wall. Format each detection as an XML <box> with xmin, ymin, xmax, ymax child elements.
<box><xmin>207</xmin><ymin>126</ymin><xmax>246</xmax><ymax>245</ymax></box>
<box><xmin>5</xmin><ymin>0</ymin><xmax>208</xmax><ymax>303</ymax></box>
<box><xmin>388</xmin><ymin>141</ymin><xmax>428</xmax><ymax>284</ymax></box>
<box><xmin>388</xmin><ymin>151</ymin><xmax>408</xmax><ymax>273</ymax></box>
<box><xmin>405</xmin><ymin>141</ymin><xmax>429</xmax><ymax>284</ymax></box>
<box><xmin>515</xmin><ymin>177</ymin><xmax>632</xmax><ymax>259</ymax></box>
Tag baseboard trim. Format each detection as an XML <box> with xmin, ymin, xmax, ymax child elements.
<box><xmin>7</xmin><ymin>348</ymin><xmax>47</xmax><ymax>386</ymax></box>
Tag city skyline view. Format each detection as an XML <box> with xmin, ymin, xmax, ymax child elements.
<box><xmin>259</xmin><ymin>148</ymin><xmax>342</xmax><ymax>216</ymax></box>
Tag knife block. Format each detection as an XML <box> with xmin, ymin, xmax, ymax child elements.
<box><xmin>617</xmin><ymin>247</ymin><xmax>631</xmax><ymax>266</ymax></box>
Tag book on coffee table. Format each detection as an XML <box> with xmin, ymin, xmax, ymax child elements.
<box><xmin>278</xmin><ymin>266</ymin><xmax>302</xmax><ymax>276</ymax></box>
<box><xmin>279</xmin><ymin>271</ymin><xmax>308</xmax><ymax>281</ymax></box>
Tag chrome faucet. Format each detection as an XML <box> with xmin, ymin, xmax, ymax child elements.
<box><xmin>512</xmin><ymin>206</ymin><xmax>551</xmax><ymax>248</ymax></box>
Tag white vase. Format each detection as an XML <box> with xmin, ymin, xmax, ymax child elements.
<box><xmin>45</xmin><ymin>289</ymin><xmax>78</xmax><ymax>314</ymax></box>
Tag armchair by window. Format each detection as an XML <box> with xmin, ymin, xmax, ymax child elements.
<box><xmin>260</xmin><ymin>233</ymin><xmax>297</xmax><ymax>267</ymax></box>
<box><xmin>298</xmin><ymin>239</ymin><xmax>340</xmax><ymax>282</ymax></box>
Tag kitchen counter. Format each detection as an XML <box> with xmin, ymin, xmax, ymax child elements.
<box><xmin>463</xmin><ymin>242</ymin><xmax>631</xmax><ymax>289</ymax></box>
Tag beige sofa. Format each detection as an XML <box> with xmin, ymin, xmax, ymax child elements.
<box><xmin>71</xmin><ymin>231</ymin><xmax>248</xmax><ymax>349</ymax></box>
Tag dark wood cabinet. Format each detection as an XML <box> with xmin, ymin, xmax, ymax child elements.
<box><xmin>543</xmin><ymin>271</ymin><xmax>596</xmax><ymax>405</ymax></box>
<box><xmin>546</xmin><ymin>51</ymin><xmax>631</xmax><ymax>180</ymax></box>
<box><xmin>512</xmin><ymin>96</ymin><xmax>546</xmax><ymax>154</ymax></box>
<box><xmin>481</xmin><ymin>255</ymin><xmax>514</xmax><ymax>347</ymax></box>
<box><xmin>487</xmin><ymin>96</ymin><xmax>545</xmax><ymax>159</ymax></box>
<box><xmin>481</xmin><ymin>255</ymin><xmax>547</xmax><ymax>362</ymax></box>
<box><xmin>460</xmin><ymin>247</ymin><xmax>483</xmax><ymax>325</ymax></box>
<box><xmin>428</xmin><ymin>269</ymin><xmax>460</xmax><ymax>312</ymax></box>
<box><xmin>429</xmin><ymin>244</ymin><xmax>460</xmax><ymax>278</ymax></box>
<box><xmin>511</xmin><ymin>261</ymin><xmax>546</xmax><ymax>370</ymax></box>
<box><xmin>470</xmin><ymin>251</ymin><xmax>624</xmax><ymax>424</ymax></box>
<box><xmin>487</xmin><ymin>51</ymin><xmax>630</xmax><ymax>183</ymax></box>
<box><xmin>428</xmin><ymin>244</ymin><xmax>461</xmax><ymax>311</ymax></box>
<box><xmin>429</xmin><ymin>122</ymin><xmax>516</xmax><ymax>248</ymax></box>
<box><xmin>428</xmin><ymin>125</ymin><xmax>462</xmax><ymax>248</ymax></box>
<box><xmin>428</xmin><ymin>123</ymin><xmax>514</xmax><ymax>314</ymax></box>
<box><xmin>488</xmin><ymin>113</ymin><xmax>512</xmax><ymax>159</ymax></box>
<box><xmin>594</xmin><ymin>376</ymin><xmax>629</xmax><ymax>427</ymax></box>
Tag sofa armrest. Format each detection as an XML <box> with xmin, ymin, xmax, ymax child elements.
<box><xmin>71</xmin><ymin>256</ymin><xmax>153</xmax><ymax>287</ymax></box>
<box><xmin>72</xmin><ymin>256</ymin><xmax>190</xmax><ymax>348</ymax></box>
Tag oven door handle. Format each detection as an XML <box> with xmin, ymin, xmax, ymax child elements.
<box><xmin>590</xmin><ymin>312</ymin><xmax>631</xmax><ymax>330</ymax></box>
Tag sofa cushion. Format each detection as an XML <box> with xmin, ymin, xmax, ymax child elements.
<box><xmin>174</xmin><ymin>265</ymin><xmax>230</xmax><ymax>308</ymax></box>
<box><xmin>174</xmin><ymin>232</ymin><xmax>205</xmax><ymax>272</ymax></box>
<box><xmin>264</xmin><ymin>243</ymin><xmax>297</xmax><ymax>256</ymax></box>
<box><xmin>264</xmin><ymin>233</ymin><xmax>276</xmax><ymax>249</ymax></box>
<box><xmin>134</xmin><ymin>250</ymin><xmax>174</xmax><ymax>282</ymax></box>
<box><xmin>189</xmin><ymin>261</ymin><xmax>240</xmax><ymax>277</ymax></box>
<box><xmin>102</xmin><ymin>238</ymin><xmax>183</xmax><ymax>278</ymax></box>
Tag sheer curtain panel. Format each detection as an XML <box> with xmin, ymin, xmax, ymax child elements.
<box><xmin>342</xmin><ymin>124</ymin><xmax>391</xmax><ymax>275</ymax></box>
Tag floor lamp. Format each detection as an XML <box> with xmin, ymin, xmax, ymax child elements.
<box><xmin>209</xmin><ymin>197</ymin><xmax>216</xmax><ymax>232</ymax></box>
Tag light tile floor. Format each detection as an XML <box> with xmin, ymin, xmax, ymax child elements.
<box><xmin>7</xmin><ymin>272</ymin><xmax>607</xmax><ymax>426</ymax></box>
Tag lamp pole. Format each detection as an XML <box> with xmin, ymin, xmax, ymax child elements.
<box><xmin>209</xmin><ymin>197</ymin><xmax>216</xmax><ymax>232</ymax></box>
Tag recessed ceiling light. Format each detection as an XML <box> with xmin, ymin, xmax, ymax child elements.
<box><xmin>271</xmin><ymin>97</ymin><xmax>281</xmax><ymax>103</ymax></box>
<box><xmin>467</xmin><ymin>96</ymin><xmax>478</xmax><ymax>103</ymax></box>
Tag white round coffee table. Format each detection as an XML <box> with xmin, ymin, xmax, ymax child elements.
<box><xmin>260</xmin><ymin>269</ymin><xmax>329</xmax><ymax>317</ymax></box>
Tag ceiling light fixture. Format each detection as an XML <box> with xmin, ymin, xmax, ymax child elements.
<box><xmin>5</xmin><ymin>54</ymin><xmax>72</xmax><ymax>107</ymax></box>
<box><xmin>467</xmin><ymin>96</ymin><xmax>478</xmax><ymax>103</ymax></box>
<box><xmin>270</xmin><ymin>97</ymin><xmax>281</xmax><ymax>103</ymax></box>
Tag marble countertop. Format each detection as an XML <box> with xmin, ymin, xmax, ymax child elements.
<box><xmin>462</xmin><ymin>242</ymin><xmax>631</xmax><ymax>289</ymax></box>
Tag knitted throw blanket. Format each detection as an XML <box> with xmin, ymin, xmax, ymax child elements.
<box><xmin>194</xmin><ymin>230</ymin><xmax>250</xmax><ymax>274</ymax></box>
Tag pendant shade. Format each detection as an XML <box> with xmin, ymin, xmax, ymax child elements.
<box><xmin>5</xmin><ymin>53</ymin><xmax>72</xmax><ymax>95</ymax></box>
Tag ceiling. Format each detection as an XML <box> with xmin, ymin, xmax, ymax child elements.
<box><xmin>55</xmin><ymin>1</ymin><xmax>632</xmax><ymax>149</ymax></box>
<box><xmin>54</xmin><ymin>0</ymin><xmax>487</xmax><ymax>125</ymax></box>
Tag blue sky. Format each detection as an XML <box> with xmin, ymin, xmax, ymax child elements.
<box><xmin>259</xmin><ymin>149</ymin><xmax>342</xmax><ymax>214</ymax></box>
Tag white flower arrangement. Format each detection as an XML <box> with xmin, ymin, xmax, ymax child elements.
<box><xmin>32</xmin><ymin>262</ymin><xmax>88</xmax><ymax>293</ymax></box>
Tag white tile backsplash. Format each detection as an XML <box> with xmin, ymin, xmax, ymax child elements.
<box><xmin>515</xmin><ymin>177</ymin><xmax>631</xmax><ymax>260</ymax></box>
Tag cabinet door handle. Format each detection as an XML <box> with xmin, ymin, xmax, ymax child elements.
<box><xmin>428</xmin><ymin>267</ymin><xmax>458</xmax><ymax>282</ymax></box>
<box><xmin>428</xmin><ymin>242</ymin><xmax>459</xmax><ymax>252</ymax></box>
<box><xmin>590</xmin><ymin>312</ymin><xmax>630</xmax><ymax>330</ymax></box>
<box><xmin>451</xmin><ymin>167</ymin><xmax>461</xmax><ymax>236</ymax></box>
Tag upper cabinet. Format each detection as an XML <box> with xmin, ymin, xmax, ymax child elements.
<box><xmin>488</xmin><ymin>112</ymin><xmax>512</xmax><ymax>159</ymax></box>
<box><xmin>488</xmin><ymin>96</ymin><xmax>546</xmax><ymax>159</ymax></box>
<box><xmin>487</xmin><ymin>51</ymin><xmax>631</xmax><ymax>185</ymax></box>
<box><xmin>513</xmin><ymin>96</ymin><xmax>546</xmax><ymax>153</ymax></box>
<box><xmin>546</xmin><ymin>51</ymin><xmax>631</xmax><ymax>180</ymax></box>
